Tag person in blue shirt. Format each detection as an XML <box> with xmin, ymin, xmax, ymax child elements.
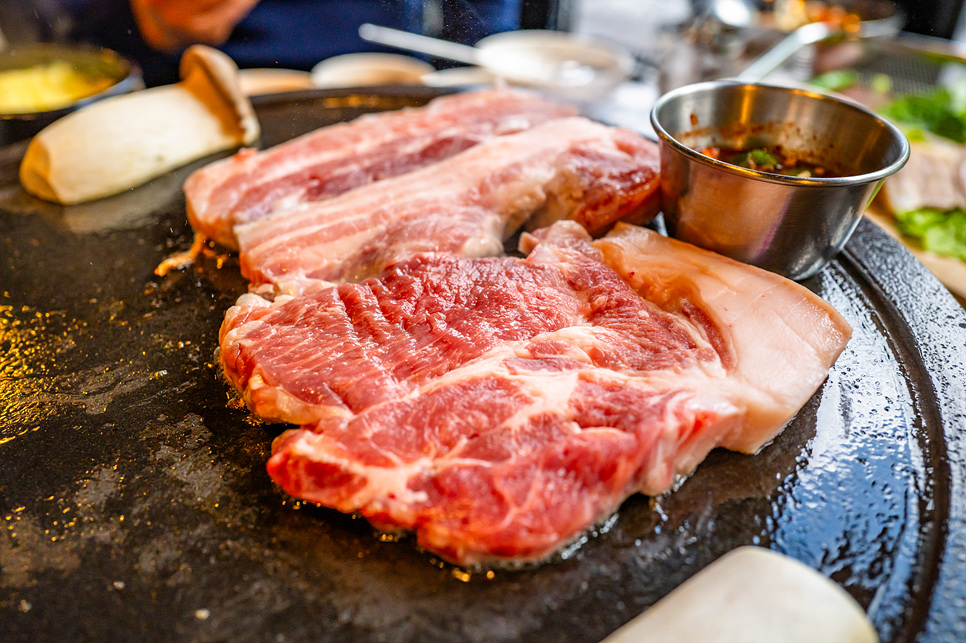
<box><xmin>61</xmin><ymin>0</ymin><xmax>522</xmax><ymax>86</ymax></box>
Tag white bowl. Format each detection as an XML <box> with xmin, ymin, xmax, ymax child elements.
<box><xmin>474</xmin><ymin>30</ymin><xmax>634</xmax><ymax>99</ymax></box>
<box><xmin>311</xmin><ymin>53</ymin><xmax>433</xmax><ymax>88</ymax></box>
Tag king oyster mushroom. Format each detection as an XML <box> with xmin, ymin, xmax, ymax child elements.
<box><xmin>19</xmin><ymin>45</ymin><xmax>259</xmax><ymax>205</ymax></box>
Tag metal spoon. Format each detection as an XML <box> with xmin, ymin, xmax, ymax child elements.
<box><xmin>358</xmin><ymin>24</ymin><xmax>480</xmax><ymax>66</ymax></box>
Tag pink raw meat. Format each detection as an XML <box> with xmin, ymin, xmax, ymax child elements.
<box><xmin>219</xmin><ymin>221</ymin><xmax>851</xmax><ymax>565</ymax></box>
<box><xmin>184</xmin><ymin>88</ymin><xmax>576</xmax><ymax>248</ymax></box>
<box><xmin>235</xmin><ymin>117</ymin><xmax>662</xmax><ymax>296</ymax></box>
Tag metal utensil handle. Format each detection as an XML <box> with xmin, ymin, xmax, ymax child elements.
<box><xmin>736</xmin><ymin>21</ymin><xmax>831</xmax><ymax>81</ymax></box>
<box><xmin>358</xmin><ymin>23</ymin><xmax>480</xmax><ymax>66</ymax></box>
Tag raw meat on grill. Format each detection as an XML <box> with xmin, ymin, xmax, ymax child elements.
<box><xmin>219</xmin><ymin>221</ymin><xmax>851</xmax><ymax>565</ymax></box>
<box><xmin>235</xmin><ymin>117</ymin><xmax>662</xmax><ymax>296</ymax></box>
<box><xmin>184</xmin><ymin>89</ymin><xmax>576</xmax><ymax>248</ymax></box>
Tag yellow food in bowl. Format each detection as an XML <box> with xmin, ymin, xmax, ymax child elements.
<box><xmin>0</xmin><ymin>61</ymin><xmax>116</xmax><ymax>114</ymax></box>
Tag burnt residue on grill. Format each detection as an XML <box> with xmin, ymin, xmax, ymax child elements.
<box><xmin>1</xmin><ymin>88</ymin><xmax>965</xmax><ymax>643</ymax></box>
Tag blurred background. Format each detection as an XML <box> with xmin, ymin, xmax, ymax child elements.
<box><xmin>1</xmin><ymin>0</ymin><xmax>964</xmax><ymax>87</ymax></box>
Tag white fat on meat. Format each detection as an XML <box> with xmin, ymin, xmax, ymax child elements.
<box><xmin>582</xmin><ymin>222</ymin><xmax>852</xmax><ymax>452</ymax></box>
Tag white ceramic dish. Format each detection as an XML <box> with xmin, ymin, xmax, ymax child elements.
<box><xmin>358</xmin><ymin>26</ymin><xmax>634</xmax><ymax>100</ymax></box>
<box><xmin>310</xmin><ymin>53</ymin><xmax>433</xmax><ymax>88</ymax></box>
<box><xmin>473</xmin><ymin>30</ymin><xmax>634</xmax><ymax>99</ymax></box>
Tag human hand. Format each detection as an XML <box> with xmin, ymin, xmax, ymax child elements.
<box><xmin>130</xmin><ymin>0</ymin><xmax>260</xmax><ymax>52</ymax></box>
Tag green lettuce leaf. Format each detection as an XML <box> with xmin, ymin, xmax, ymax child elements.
<box><xmin>895</xmin><ymin>207</ymin><xmax>966</xmax><ymax>260</ymax></box>
<box><xmin>879</xmin><ymin>88</ymin><xmax>966</xmax><ymax>145</ymax></box>
<box><xmin>810</xmin><ymin>70</ymin><xmax>859</xmax><ymax>92</ymax></box>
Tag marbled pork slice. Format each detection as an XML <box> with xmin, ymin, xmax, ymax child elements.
<box><xmin>234</xmin><ymin>117</ymin><xmax>661</xmax><ymax>296</ymax></box>
<box><xmin>219</xmin><ymin>221</ymin><xmax>851</xmax><ymax>565</ymax></box>
<box><xmin>184</xmin><ymin>88</ymin><xmax>576</xmax><ymax>248</ymax></box>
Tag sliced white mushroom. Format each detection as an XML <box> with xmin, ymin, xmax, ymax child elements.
<box><xmin>19</xmin><ymin>45</ymin><xmax>259</xmax><ymax>205</ymax></box>
<box><xmin>602</xmin><ymin>546</ymin><xmax>878</xmax><ymax>643</ymax></box>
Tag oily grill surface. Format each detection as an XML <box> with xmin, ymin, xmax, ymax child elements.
<box><xmin>1</xmin><ymin>88</ymin><xmax>964</xmax><ymax>643</ymax></box>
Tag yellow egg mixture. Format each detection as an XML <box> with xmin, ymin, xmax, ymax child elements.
<box><xmin>0</xmin><ymin>61</ymin><xmax>115</xmax><ymax>113</ymax></box>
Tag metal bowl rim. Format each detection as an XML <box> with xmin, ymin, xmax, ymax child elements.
<box><xmin>649</xmin><ymin>79</ymin><xmax>911</xmax><ymax>187</ymax></box>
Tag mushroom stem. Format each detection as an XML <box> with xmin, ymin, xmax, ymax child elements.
<box><xmin>602</xmin><ymin>547</ymin><xmax>878</xmax><ymax>643</ymax></box>
<box><xmin>19</xmin><ymin>45</ymin><xmax>259</xmax><ymax>205</ymax></box>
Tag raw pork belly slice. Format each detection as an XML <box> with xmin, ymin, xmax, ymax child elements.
<box><xmin>184</xmin><ymin>89</ymin><xmax>576</xmax><ymax>247</ymax></box>
<box><xmin>219</xmin><ymin>221</ymin><xmax>851</xmax><ymax>565</ymax></box>
<box><xmin>236</xmin><ymin>117</ymin><xmax>661</xmax><ymax>296</ymax></box>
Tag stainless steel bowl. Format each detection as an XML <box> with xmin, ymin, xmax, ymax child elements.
<box><xmin>650</xmin><ymin>80</ymin><xmax>909</xmax><ymax>280</ymax></box>
<box><xmin>0</xmin><ymin>44</ymin><xmax>142</xmax><ymax>146</ymax></box>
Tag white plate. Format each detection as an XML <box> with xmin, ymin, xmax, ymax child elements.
<box><xmin>311</xmin><ymin>53</ymin><xmax>433</xmax><ymax>88</ymax></box>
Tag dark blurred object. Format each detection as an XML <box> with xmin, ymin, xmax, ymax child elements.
<box><xmin>0</xmin><ymin>43</ymin><xmax>142</xmax><ymax>146</ymax></box>
<box><xmin>520</xmin><ymin>0</ymin><xmax>573</xmax><ymax>30</ymax></box>
<box><xmin>0</xmin><ymin>0</ymin><xmax>72</xmax><ymax>46</ymax></box>
<box><xmin>415</xmin><ymin>0</ymin><xmax>574</xmax><ymax>70</ymax></box>
<box><xmin>64</xmin><ymin>0</ymin><xmax>416</xmax><ymax>86</ymax></box>
<box><xmin>54</xmin><ymin>0</ymin><xmax>528</xmax><ymax>86</ymax></box>
<box><xmin>420</xmin><ymin>0</ymin><xmax>525</xmax><ymax>69</ymax></box>
<box><xmin>895</xmin><ymin>0</ymin><xmax>964</xmax><ymax>39</ymax></box>
<box><xmin>4</xmin><ymin>1</ymin><xmax>562</xmax><ymax>87</ymax></box>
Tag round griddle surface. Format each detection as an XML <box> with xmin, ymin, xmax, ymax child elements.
<box><xmin>1</xmin><ymin>88</ymin><xmax>964</xmax><ymax>642</ymax></box>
